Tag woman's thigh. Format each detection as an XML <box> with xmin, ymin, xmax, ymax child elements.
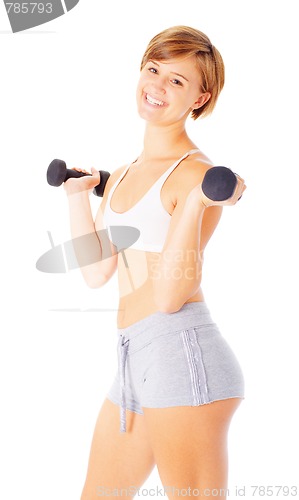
<box><xmin>142</xmin><ymin>398</ymin><xmax>242</xmax><ymax>499</ymax></box>
<box><xmin>80</xmin><ymin>398</ymin><xmax>156</xmax><ymax>500</ymax></box>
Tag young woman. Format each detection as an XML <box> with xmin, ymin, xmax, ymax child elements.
<box><xmin>65</xmin><ymin>26</ymin><xmax>246</xmax><ymax>500</ymax></box>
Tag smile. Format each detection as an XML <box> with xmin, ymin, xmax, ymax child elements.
<box><xmin>145</xmin><ymin>93</ymin><xmax>166</xmax><ymax>106</ymax></box>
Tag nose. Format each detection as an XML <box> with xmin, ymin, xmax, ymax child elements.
<box><xmin>149</xmin><ymin>75</ymin><xmax>167</xmax><ymax>95</ymax></box>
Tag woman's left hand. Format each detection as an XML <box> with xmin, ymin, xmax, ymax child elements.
<box><xmin>187</xmin><ymin>173</ymin><xmax>247</xmax><ymax>209</ymax></box>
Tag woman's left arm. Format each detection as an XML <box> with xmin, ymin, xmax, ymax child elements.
<box><xmin>151</xmin><ymin>195</ymin><xmax>221</xmax><ymax>312</ymax></box>
<box><xmin>152</xmin><ymin>168</ymin><xmax>245</xmax><ymax>312</ymax></box>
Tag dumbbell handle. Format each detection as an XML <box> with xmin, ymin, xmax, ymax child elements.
<box><xmin>201</xmin><ymin>166</ymin><xmax>238</xmax><ymax>201</ymax></box>
<box><xmin>47</xmin><ymin>159</ymin><xmax>110</xmax><ymax>197</ymax></box>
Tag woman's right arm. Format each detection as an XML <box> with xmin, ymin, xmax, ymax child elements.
<box><xmin>65</xmin><ymin>167</ymin><xmax>118</xmax><ymax>288</ymax></box>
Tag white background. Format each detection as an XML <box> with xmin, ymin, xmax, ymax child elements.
<box><xmin>1</xmin><ymin>1</ymin><xmax>298</xmax><ymax>498</ymax></box>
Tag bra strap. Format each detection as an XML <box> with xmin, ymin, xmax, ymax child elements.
<box><xmin>187</xmin><ymin>148</ymin><xmax>201</xmax><ymax>156</ymax></box>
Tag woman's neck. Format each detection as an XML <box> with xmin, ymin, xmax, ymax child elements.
<box><xmin>141</xmin><ymin>121</ymin><xmax>196</xmax><ymax>161</ymax></box>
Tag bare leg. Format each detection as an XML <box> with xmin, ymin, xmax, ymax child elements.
<box><xmin>142</xmin><ymin>398</ymin><xmax>243</xmax><ymax>499</ymax></box>
<box><xmin>81</xmin><ymin>398</ymin><xmax>156</xmax><ymax>499</ymax></box>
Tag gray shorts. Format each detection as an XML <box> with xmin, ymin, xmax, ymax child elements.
<box><xmin>106</xmin><ymin>302</ymin><xmax>245</xmax><ymax>433</ymax></box>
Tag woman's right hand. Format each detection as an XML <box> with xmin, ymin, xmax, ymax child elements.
<box><xmin>63</xmin><ymin>166</ymin><xmax>101</xmax><ymax>196</ymax></box>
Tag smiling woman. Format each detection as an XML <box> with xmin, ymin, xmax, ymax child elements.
<box><xmin>136</xmin><ymin>57</ymin><xmax>211</xmax><ymax>125</ymax></box>
<box><xmin>63</xmin><ymin>25</ymin><xmax>246</xmax><ymax>500</ymax></box>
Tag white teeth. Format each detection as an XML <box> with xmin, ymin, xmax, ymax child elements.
<box><xmin>146</xmin><ymin>94</ymin><xmax>164</xmax><ymax>106</ymax></box>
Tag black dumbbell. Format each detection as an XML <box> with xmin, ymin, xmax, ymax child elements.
<box><xmin>202</xmin><ymin>166</ymin><xmax>239</xmax><ymax>201</ymax></box>
<box><xmin>47</xmin><ymin>159</ymin><xmax>110</xmax><ymax>197</ymax></box>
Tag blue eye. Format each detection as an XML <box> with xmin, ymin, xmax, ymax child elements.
<box><xmin>148</xmin><ymin>67</ymin><xmax>158</xmax><ymax>74</ymax></box>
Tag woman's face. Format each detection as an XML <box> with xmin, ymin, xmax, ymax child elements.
<box><xmin>136</xmin><ymin>55</ymin><xmax>210</xmax><ymax>126</ymax></box>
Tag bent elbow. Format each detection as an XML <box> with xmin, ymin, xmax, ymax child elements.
<box><xmin>156</xmin><ymin>302</ymin><xmax>183</xmax><ymax>314</ymax></box>
<box><xmin>81</xmin><ymin>256</ymin><xmax>117</xmax><ymax>289</ymax></box>
<box><xmin>86</xmin><ymin>280</ymin><xmax>102</xmax><ymax>289</ymax></box>
<box><xmin>84</xmin><ymin>272</ymin><xmax>109</xmax><ymax>289</ymax></box>
<box><xmin>154</xmin><ymin>283</ymin><xmax>202</xmax><ymax>314</ymax></box>
<box><xmin>153</xmin><ymin>294</ymin><xmax>183</xmax><ymax>314</ymax></box>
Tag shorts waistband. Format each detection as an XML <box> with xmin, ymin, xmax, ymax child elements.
<box><xmin>117</xmin><ymin>301</ymin><xmax>215</xmax><ymax>350</ymax></box>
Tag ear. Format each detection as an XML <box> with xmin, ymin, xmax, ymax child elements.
<box><xmin>192</xmin><ymin>92</ymin><xmax>211</xmax><ymax>110</ymax></box>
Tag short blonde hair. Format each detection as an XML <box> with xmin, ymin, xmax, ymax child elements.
<box><xmin>140</xmin><ymin>25</ymin><xmax>225</xmax><ymax>119</ymax></box>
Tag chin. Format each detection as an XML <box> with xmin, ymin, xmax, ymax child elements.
<box><xmin>137</xmin><ymin>106</ymin><xmax>160</xmax><ymax>123</ymax></box>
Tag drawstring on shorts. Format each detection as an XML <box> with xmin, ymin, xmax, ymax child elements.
<box><xmin>117</xmin><ymin>335</ymin><xmax>129</xmax><ymax>433</ymax></box>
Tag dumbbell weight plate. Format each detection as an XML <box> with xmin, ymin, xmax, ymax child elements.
<box><xmin>202</xmin><ymin>166</ymin><xmax>237</xmax><ymax>201</ymax></box>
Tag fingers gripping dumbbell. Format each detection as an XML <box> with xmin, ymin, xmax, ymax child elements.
<box><xmin>47</xmin><ymin>159</ymin><xmax>111</xmax><ymax>197</ymax></box>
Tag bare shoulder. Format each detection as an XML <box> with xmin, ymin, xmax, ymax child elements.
<box><xmin>180</xmin><ymin>150</ymin><xmax>214</xmax><ymax>183</ymax></box>
<box><xmin>168</xmin><ymin>150</ymin><xmax>214</xmax><ymax>205</ymax></box>
<box><xmin>167</xmin><ymin>151</ymin><xmax>223</xmax><ymax>251</ymax></box>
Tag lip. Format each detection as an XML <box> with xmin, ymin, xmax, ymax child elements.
<box><xmin>143</xmin><ymin>92</ymin><xmax>167</xmax><ymax>107</ymax></box>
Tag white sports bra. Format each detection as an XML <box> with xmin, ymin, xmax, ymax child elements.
<box><xmin>103</xmin><ymin>149</ymin><xmax>200</xmax><ymax>252</ymax></box>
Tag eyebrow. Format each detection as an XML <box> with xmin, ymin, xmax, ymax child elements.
<box><xmin>148</xmin><ymin>60</ymin><xmax>189</xmax><ymax>82</ymax></box>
